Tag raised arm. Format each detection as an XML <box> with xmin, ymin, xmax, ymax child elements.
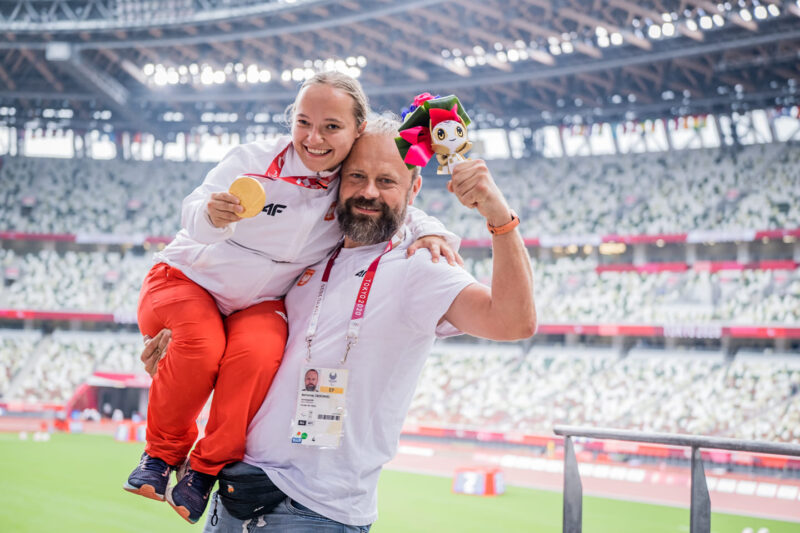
<box><xmin>442</xmin><ymin>159</ymin><xmax>536</xmax><ymax>341</ymax></box>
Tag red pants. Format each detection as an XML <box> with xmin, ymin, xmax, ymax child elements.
<box><xmin>137</xmin><ymin>263</ymin><xmax>287</xmax><ymax>475</ymax></box>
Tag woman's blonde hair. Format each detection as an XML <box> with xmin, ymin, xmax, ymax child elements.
<box><xmin>285</xmin><ymin>71</ymin><xmax>369</xmax><ymax>129</ymax></box>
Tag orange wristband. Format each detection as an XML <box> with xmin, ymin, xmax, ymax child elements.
<box><xmin>487</xmin><ymin>210</ymin><xmax>520</xmax><ymax>235</ymax></box>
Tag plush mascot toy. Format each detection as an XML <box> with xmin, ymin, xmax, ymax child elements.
<box><xmin>395</xmin><ymin>93</ymin><xmax>472</xmax><ymax>174</ymax></box>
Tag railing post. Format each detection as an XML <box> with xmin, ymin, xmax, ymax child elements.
<box><xmin>690</xmin><ymin>446</ymin><xmax>711</xmax><ymax>533</ymax></box>
<box><xmin>563</xmin><ymin>436</ymin><xmax>583</xmax><ymax>533</ymax></box>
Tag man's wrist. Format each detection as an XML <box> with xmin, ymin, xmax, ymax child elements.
<box><xmin>486</xmin><ymin>209</ymin><xmax>519</xmax><ymax>236</ymax></box>
<box><xmin>483</xmin><ymin>202</ymin><xmax>514</xmax><ymax>228</ymax></box>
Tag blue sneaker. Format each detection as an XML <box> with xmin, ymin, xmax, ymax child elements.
<box><xmin>123</xmin><ymin>452</ymin><xmax>175</xmax><ymax>501</ymax></box>
<box><xmin>166</xmin><ymin>466</ymin><xmax>217</xmax><ymax>524</ymax></box>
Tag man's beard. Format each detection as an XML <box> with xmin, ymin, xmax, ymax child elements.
<box><xmin>336</xmin><ymin>196</ymin><xmax>406</xmax><ymax>246</ymax></box>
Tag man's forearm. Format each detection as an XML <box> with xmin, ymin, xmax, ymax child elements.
<box><xmin>487</xmin><ymin>225</ymin><xmax>536</xmax><ymax>338</ymax></box>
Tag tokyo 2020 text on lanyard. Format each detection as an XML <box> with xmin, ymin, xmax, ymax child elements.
<box><xmin>305</xmin><ymin>232</ymin><xmax>404</xmax><ymax>365</ymax></box>
<box><xmin>242</xmin><ymin>143</ymin><xmax>336</xmax><ymax>190</ymax></box>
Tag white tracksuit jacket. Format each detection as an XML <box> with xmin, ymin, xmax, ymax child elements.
<box><xmin>155</xmin><ymin>136</ymin><xmax>456</xmax><ymax>316</ymax></box>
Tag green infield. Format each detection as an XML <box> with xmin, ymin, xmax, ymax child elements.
<box><xmin>1</xmin><ymin>432</ymin><xmax>796</xmax><ymax>532</ymax></box>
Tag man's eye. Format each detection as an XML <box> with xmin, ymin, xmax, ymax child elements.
<box><xmin>456</xmin><ymin>126</ymin><xmax>464</xmax><ymax>137</ymax></box>
<box><xmin>436</xmin><ymin>128</ymin><xmax>446</xmax><ymax>140</ymax></box>
<box><xmin>326</xmin><ymin>124</ymin><xmax>341</xmax><ymax>130</ymax></box>
<box><xmin>297</xmin><ymin>119</ymin><xmax>309</xmax><ymax>126</ymax></box>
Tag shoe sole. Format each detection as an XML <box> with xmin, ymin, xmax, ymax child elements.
<box><xmin>166</xmin><ymin>484</ymin><xmax>199</xmax><ymax>524</ymax></box>
<box><xmin>123</xmin><ymin>482</ymin><xmax>165</xmax><ymax>501</ymax></box>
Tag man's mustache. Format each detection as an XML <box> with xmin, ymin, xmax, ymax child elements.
<box><xmin>349</xmin><ymin>197</ymin><xmax>387</xmax><ymax>211</ymax></box>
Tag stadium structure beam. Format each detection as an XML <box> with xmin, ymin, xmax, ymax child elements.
<box><xmin>512</xmin><ymin>87</ymin><xmax>794</xmax><ymax>126</ymax></box>
<box><xmin>45</xmin><ymin>45</ymin><xmax>153</xmax><ymax>132</ymax></box>
<box><xmin>462</xmin><ymin>0</ymin><xmax>603</xmax><ymax>59</ymax></box>
<box><xmin>607</xmin><ymin>0</ymin><xmax>704</xmax><ymax>42</ymax></box>
<box><xmin>0</xmin><ymin>0</ymin><xmax>338</xmax><ymax>33</ymax></box>
<box><xmin>376</xmin><ymin>17</ymin><xmax>471</xmax><ymax>77</ymax></box>
<box><xmin>556</xmin><ymin>7</ymin><xmax>652</xmax><ymax>51</ymax></box>
<box><xmin>427</xmin><ymin>7</ymin><xmax>516</xmax><ymax>73</ymax></box>
<box><xmin>343</xmin><ymin>24</ymin><xmax>430</xmax><ymax>81</ymax></box>
<box><xmin>20</xmin><ymin>49</ymin><xmax>63</xmax><ymax>92</ymax></box>
<box><xmin>133</xmin><ymin>26</ymin><xmax>800</xmax><ymax>103</ymax></box>
<box><xmin>0</xmin><ymin>90</ymin><xmax>94</xmax><ymax>101</ymax></box>
<box><xmin>685</xmin><ymin>0</ymin><xmax>759</xmax><ymax>32</ymax></box>
<box><xmin>0</xmin><ymin>62</ymin><xmax>16</xmax><ymax>90</ymax></box>
<box><xmin>0</xmin><ymin>0</ymin><xmax>455</xmax><ymax>51</ymax></box>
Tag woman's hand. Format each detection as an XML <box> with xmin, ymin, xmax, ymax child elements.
<box><xmin>406</xmin><ymin>235</ymin><xmax>463</xmax><ymax>266</ymax></box>
<box><xmin>207</xmin><ymin>192</ymin><xmax>244</xmax><ymax>228</ymax></box>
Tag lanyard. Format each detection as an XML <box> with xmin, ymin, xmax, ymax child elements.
<box><xmin>242</xmin><ymin>143</ymin><xmax>336</xmax><ymax>190</ymax></box>
<box><xmin>305</xmin><ymin>233</ymin><xmax>402</xmax><ymax>365</ymax></box>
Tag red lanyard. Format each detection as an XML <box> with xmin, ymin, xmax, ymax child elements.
<box><xmin>242</xmin><ymin>143</ymin><xmax>336</xmax><ymax>190</ymax></box>
<box><xmin>305</xmin><ymin>233</ymin><xmax>402</xmax><ymax>364</ymax></box>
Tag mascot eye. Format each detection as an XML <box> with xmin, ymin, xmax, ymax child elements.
<box><xmin>436</xmin><ymin>128</ymin><xmax>446</xmax><ymax>140</ymax></box>
<box><xmin>456</xmin><ymin>126</ymin><xmax>464</xmax><ymax>137</ymax></box>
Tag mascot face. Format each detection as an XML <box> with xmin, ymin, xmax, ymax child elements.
<box><xmin>431</xmin><ymin>119</ymin><xmax>467</xmax><ymax>153</ymax></box>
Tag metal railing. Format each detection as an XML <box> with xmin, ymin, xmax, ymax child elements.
<box><xmin>553</xmin><ymin>425</ymin><xmax>800</xmax><ymax>533</ymax></box>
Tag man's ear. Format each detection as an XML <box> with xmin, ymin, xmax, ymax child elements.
<box><xmin>408</xmin><ymin>174</ymin><xmax>422</xmax><ymax>205</ymax></box>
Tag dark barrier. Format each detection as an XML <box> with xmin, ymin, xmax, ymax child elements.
<box><xmin>553</xmin><ymin>425</ymin><xmax>800</xmax><ymax>533</ymax></box>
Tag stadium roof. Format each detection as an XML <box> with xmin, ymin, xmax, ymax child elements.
<box><xmin>0</xmin><ymin>0</ymin><xmax>798</xmax><ymax>136</ymax></box>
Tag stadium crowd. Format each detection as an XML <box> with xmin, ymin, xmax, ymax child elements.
<box><xmin>4</xmin><ymin>332</ymin><xmax>798</xmax><ymax>443</ymax></box>
<box><xmin>2</xmin><ymin>248</ymin><xmax>797</xmax><ymax>325</ymax></box>
<box><xmin>407</xmin><ymin>346</ymin><xmax>800</xmax><ymax>443</ymax></box>
<box><xmin>0</xmin><ymin>142</ymin><xmax>797</xmax><ymax>238</ymax></box>
<box><xmin>6</xmin><ymin>331</ymin><xmax>143</xmax><ymax>403</ymax></box>
<box><xmin>0</xmin><ymin>156</ymin><xmax>207</xmax><ymax>236</ymax></box>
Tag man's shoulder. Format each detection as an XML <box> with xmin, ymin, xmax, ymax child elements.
<box><xmin>391</xmin><ymin>237</ymin><xmax>471</xmax><ymax>283</ymax></box>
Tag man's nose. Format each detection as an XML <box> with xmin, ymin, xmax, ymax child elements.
<box><xmin>361</xmin><ymin>179</ymin><xmax>380</xmax><ymax>198</ymax></box>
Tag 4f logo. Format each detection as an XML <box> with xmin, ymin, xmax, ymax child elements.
<box><xmin>262</xmin><ymin>203</ymin><xmax>287</xmax><ymax>216</ymax></box>
<box><xmin>354</xmin><ymin>270</ymin><xmax>366</xmax><ymax>278</ymax></box>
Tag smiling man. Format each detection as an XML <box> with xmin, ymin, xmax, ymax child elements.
<box><xmin>143</xmin><ymin>115</ymin><xmax>536</xmax><ymax>532</ymax></box>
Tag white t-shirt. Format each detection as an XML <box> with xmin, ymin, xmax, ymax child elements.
<box><xmin>244</xmin><ymin>228</ymin><xmax>476</xmax><ymax>526</ymax></box>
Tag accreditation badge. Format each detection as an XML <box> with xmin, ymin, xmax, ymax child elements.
<box><xmin>290</xmin><ymin>367</ymin><xmax>348</xmax><ymax>448</ymax></box>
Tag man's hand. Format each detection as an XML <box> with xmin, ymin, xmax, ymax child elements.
<box><xmin>207</xmin><ymin>192</ymin><xmax>244</xmax><ymax>228</ymax></box>
<box><xmin>141</xmin><ymin>329</ymin><xmax>171</xmax><ymax>377</ymax></box>
<box><xmin>447</xmin><ymin>159</ymin><xmax>512</xmax><ymax>227</ymax></box>
<box><xmin>407</xmin><ymin>235</ymin><xmax>464</xmax><ymax>266</ymax></box>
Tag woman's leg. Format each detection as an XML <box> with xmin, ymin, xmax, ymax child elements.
<box><xmin>189</xmin><ymin>299</ymin><xmax>288</xmax><ymax>475</ymax></box>
<box><xmin>137</xmin><ymin>263</ymin><xmax>227</xmax><ymax>466</ymax></box>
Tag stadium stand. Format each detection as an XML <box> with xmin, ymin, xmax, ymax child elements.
<box><xmin>0</xmin><ymin>156</ymin><xmax>208</xmax><ymax>235</ymax></box>
<box><xmin>0</xmin><ymin>329</ymin><xmax>41</xmax><ymax>398</ymax></box>
<box><xmin>406</xmin><ymin>345</ymin><xmax>800</xmax><ymax>443</ymax></box>
<box><xmin>2</xmin><ymin>246</ymin><xmax>797</xmax><ymax>325</ymax></box>
<box><xmin>0</xmin><ymin>142</ymin><xmax>798</xmax><ymax>238</ymax></box>
<box><xmin>11</xmin><ymin>331</ymin><xmax>144</xmax><ymax>404</ymax></box>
